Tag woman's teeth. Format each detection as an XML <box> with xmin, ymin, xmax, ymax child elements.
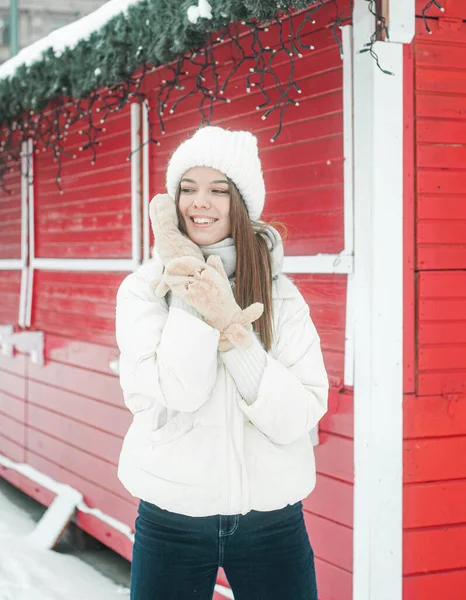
<box><xmin>192</xmin><ymin>218</ymin><xmax>216</xmax><ymax>224</ymax></box>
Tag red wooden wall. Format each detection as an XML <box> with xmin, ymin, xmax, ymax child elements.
<box><xmin>404</xmin><ymin>4</ymin><xmax>466</xmax><ymax>597</ymax></box>
<box><xmin>0</xmin><ymin>5</ymin><xmax>353</xmax><ymax>598</ymax></box>
<box><xmin>0</xmin><ymin>107</ymin><xmax>137</xmax><ymax>559</ymax></box>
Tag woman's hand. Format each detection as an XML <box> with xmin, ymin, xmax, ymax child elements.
<box><xmin>164</xmin><ymin>255</ymin><xmax>264</xmax><ymax>351</ymax></box>
<box><xmin>149</xmin><ymin>194</ymin><xmax>204</xmax><ymax>297</ymax></box>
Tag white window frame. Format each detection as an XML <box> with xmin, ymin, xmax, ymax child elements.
<box><xmin>280</xmin><ymin>25</ymin><xmax>355</xmax><ymax>388</ymax></box>
<box><xmin>30</xmin><ymin>102</ymin><xmax>142</xmax><ymax>274</ymax></box>
<box><xmin>0</xmin><ymin>140</ymin><xmax>29</xmax><ymax>326</ymax></box>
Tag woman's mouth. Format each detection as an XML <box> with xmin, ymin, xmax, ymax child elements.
<box><xmin>190</xmin><ymin>216</ymin><xmax>218</xmax><ymax>228</ymax></box>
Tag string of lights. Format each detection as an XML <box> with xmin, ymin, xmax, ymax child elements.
<box><xmin>0</xmin><ymin>0</ymin><xmax>444</xmax><ymax>193</ymax></box>
<box><xmin>421</xmin><ymin>0</ymin><xmax>445</xmax><ymax>34</ymax></box>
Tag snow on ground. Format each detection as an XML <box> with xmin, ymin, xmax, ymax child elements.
<box><xmin>0</xmin><ymin>487</ymin><xmax>129</xmax><ymax>600</ymax></box>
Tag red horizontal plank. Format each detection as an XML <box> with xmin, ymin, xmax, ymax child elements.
<box><xmin>404</xmin><ymin>479</ymin><xmax>466</xmax><ymax>529</ymax></box>
<box><xmin>319</xmin><ymin>388</ymin><xmax>353</xmax><ymax>439</ymax></box>
<box><xmin>303</xmin><ymin>473</ymin><xmax>353</xmax><ymax>527</ymax></box>
<box><xmin>315</xmin><ymin>557</ymin><xmax>352</xmax><ymax>600</ymax></box>
<box><xmin>77</xmin><ymin>510</ymin><xmax>134</xmax><ymax>562</ymax></box>
<box><xmin>0</xmin><ymin>463</ymin><xmax>56</xmax><ymax>507</ymax></box>
<box><xmin>404</xmin><ymin>394</ymin><xmax>466</xmax><ymax>439</ymax></box>
<box><xmin>419</xmin><ymin>322</ymin><xmax>466</xmax><ymax>346</ymax></box>
<box><xmin>36</xmin><ymin>180</ymin><xmax>132</xmax><ymax>210</ymax></box>
<box><xmin>404</xmin><ymin>524</ymin><xmax>466</xmax><ymax>575</ymax></box>
<box><xmin>417</xmin><ymin>145</ymin><xmax>466</xmax><ymax>170</ymax></box>
<box><xmin>418</xmin><ymin>371</ymin><xmax>466</xmax><ymax>396</ymax></box>
<box><xmin>28</xmin><ymin>404</ymin><xmax>122</xmax><ymax>465</ymax></box>
<box><xmin>404</xmin><ymin>436</ymin><xmax>466</xmax><ymax>483</ymax></box>
<box><xmin>33</xmin><ymin>309</ymin><xmax>116</xmax><ymax>343</ymax></box>
<box><xmin>314</xmin><ymin>432</ymin><xmax>353</xmax><ymax>484</ymax></box>
<box><xmin>36</xmin><ymin>210</ymin><xmax>132</xmax><ymax>234</ymax></box>
<box><xmin>418</xmin><ymin>194</ymin><xmax>466</xmax><ymax>221</ymax></box>
<box><xmin>0</xmin><ymin>432</ymin><xmax>24</xmax><ymax>462</ymax></box>
<box><xmin>304</xmin><ymin>511</ymin><xmax>352</xmax><ymax>572</ymax></box>
<box><xmin>417</xmin><ymin>119</ymin><xmax>466</xmax><ymax>145</ymax></box>
<box><xmin>419</xmin><ymin>245</ymin><xmax>466</xmax><ymax>270</ymax></box>
<box><xmin>283</xmin><ymin>232</ymin><xmax>344</xmax><ymax>256</ymax></box>
<box><xmin>262</xmin><ymin>137</ymin><xmax>343</xmax><ymax>171</ymax></box>
<box><xmin>277</xmin><ymin>208</ymin><xmax>343</xmax><ymax>237</ymax></box>
<box><xmin>416</xmin><ymin>66</ymin><xmax>466</xmax><ymax>95</ymax></box>
<box><xmin>419</xmin><ymin>271</ymin><xmax>466</xmax><ymax>299</ymax></box>
<box><xmin>36</xmin><ymin>141</ymin><xmax>132</xmax><ymax>183</ymax></box>
<box><xmin>34</xmin><ymin>296</ymin><xmax>116</xmax><ymax>321</ymax></box>
<box><xmin>0</xmin><ymin>369</ymin><xmax>26</xmax><ymax>400</ymax></box>
<box><xmin>0</xmin><ymin>390</ymin><xmax>25</xmax><ymax>422</ymax></box>
<box><xmin>404</xmin><ymin>569</ymin><xmax>466</xmax><ymax>600</ymax></box>
<box><xmin>34</xmin><ymin>269</ymin><xmax>123</xmax><ymax>293</ymax></box>
<box><xmin>45</xmin><ymin>334</ymin><xmax>119</xmax><ymax>373</ymax></box>
<box><xmin>27</xmin><ymin>450</ymin><xmax>136</xmax><ymax>527</ymax></box>
<box><xmin>418</xmin><ymin>347</ymin><xmax>466</xmax><ymax>372</ymax></box>
<box><xmin>418</xmin><ymin>220</ymin><xmax>466</xmax><ymax>246</ymax></box>
<box><xmin>417</xmin><ymin>93</ymin><xmax>466</xmax><ymax>121</ymax></box>
<box><xmin>27</xmin><ymin>360</ymin><xmax>123</xmax><ymax>407</ymax></box>
<box><xmin>418</xmin><ymin>170</ymin><xmax>466</xmax><ymax>195</ymax></box>
<box><xmin>0</xmin><ymin>352</ymin><xmax>26</xmax><ymax>376</ymax></box>
<box><xmin>27</xmin><ymin>428</ymin><xmax>128</xmax><ymax>500</ymax></box>
<box><xmin>265</xmin><ymin>184</ymin><xmax>342</xmax><ymax>219</ymax></box>
<box><xmin>35</xmin><ymin>241</ymin><xmax>132</xmax><ymax>260</ymax></box>
<box><xmin>28</xmin><ymin>380</ymin><xmax>130</xmax><ymax>438</ymax></box>
<box><xmin>0</xmin><ymin>412</ymin><xmax>25</xmax><ymax>446</ymax></box>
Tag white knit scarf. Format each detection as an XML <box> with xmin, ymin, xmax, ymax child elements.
<box><xmin>200</xmin><ymin>227</ymin><xmax>284</xmax><ymax>280</ymax></box>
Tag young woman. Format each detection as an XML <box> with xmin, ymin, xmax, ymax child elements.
<box><xmin>116</xmin><ymin>126</ymin><xmax>328</xmax><ymax>600</ymax></box>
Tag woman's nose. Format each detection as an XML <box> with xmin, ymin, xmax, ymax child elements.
<box><xmin>192</xmin><ymin>192</ymin><xmax>210</xmax><ymax>209</ymax></box>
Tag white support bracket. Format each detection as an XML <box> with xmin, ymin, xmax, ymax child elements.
<box><xmin>0</xmin><ymin>326</ymin><xmax>44</xmax><ymax>366</ymax></box>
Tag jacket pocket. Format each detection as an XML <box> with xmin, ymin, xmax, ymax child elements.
<box><xmin>149</xmin><ymin>411</ymin><xmax>195</xmax><ymax>447</ymax></box>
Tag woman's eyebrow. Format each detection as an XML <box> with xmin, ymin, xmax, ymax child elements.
<box><xmin>211</xmin><ymin>179</ymin><xmax>229</xmax><ymax>184</ymax></box>
<box><xmin>180</xmin><ymin>178</ymin><xmax>196</xmax><ymax>183</ymax></box>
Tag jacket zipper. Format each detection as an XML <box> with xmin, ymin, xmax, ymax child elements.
<box><xmin>224</xmin><ymin>363</ymin><xmax>232</xmax><ymax>515</ymax></box>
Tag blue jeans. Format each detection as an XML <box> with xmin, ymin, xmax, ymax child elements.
<box><xmin>130</xmin><ymin>500</ymin><xmax>317</xmax><ymax>600</ymax></box>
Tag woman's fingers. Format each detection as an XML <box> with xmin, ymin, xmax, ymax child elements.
<box><xmin>165</xmin><ymin>256</ymin><xmax>206</xmax><ymax>277</ymax></box>
<box><xmin>206</xmin><ymin>255</ymin><xmax>229</xmax><ymax>280</ymax></box>
<box><xmin>163</xmin><ymin>274</ymin><xmax>195</xmax><ymax>295</ymax></box>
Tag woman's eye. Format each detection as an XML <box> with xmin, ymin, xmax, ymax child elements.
<box><xmin>180</xmin><ymin>188</ymin><xmax>194</xmax><ymax>194</ymax></box>
<box><xmin>213</xmin><ymin>189</ymin><xmax>229</xmax><ymax>195</ymax></box>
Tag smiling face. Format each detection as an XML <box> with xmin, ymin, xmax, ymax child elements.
<box><xmin>177</xmin><ymin>166</ymin><xmax>232</xmax><ymax>245</ymax></box>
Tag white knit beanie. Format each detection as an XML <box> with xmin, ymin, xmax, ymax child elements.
<box><xmin>166</xmin><ymin>126</ymin><xmax>265</xmax><ymax>221</ymax></box>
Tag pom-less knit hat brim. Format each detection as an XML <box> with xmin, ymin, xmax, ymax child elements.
<box><xmin>165</xmin><ymin>126</ymin><xmax>265</xmax><ymax>221</ymax></box>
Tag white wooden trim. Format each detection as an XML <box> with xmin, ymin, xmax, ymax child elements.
<box><xmin>0</xmin><ymin>260</ymin><xmax>23</xmax><ymax>270</ymax></box>
<box><xmin>131</xmin><ymin>102</ymin><xmax>142</xmax><ymax>265</ymax></box>
<box><xmin>142</xmin><ymin>100</ymin><xmax>151</xmax><ymax>263</ymax></box>
<box><xmin>0</xmin><ymin>453</ymin><xmax>134</xmax><ymax>542</ymax></box>
<box><xmin>25</xmin><ymin>139</ymin><xmax>35</xmax><ymax>328</ymax></box>
<box><xmin>27</xmin><ymin>138</ymin><xmax>35</xmax><ymax>263</ymax></box>
<box><xmin>20</xmin><ymin>141</ymin><xmax>29</xmax><ymax>266</ymax></box>
<box><xmin>386</xmin><ymin>0</ymin><xmax>415</xmax><ymax>44</ymax></box>
<box><xmin>352</xmin><ymin>2</ymin><xmax>403</xmax><ymax>598</ymax></box>
<box><xmin>18</xmin><ymin>142</ymin><xmax>29</xmax><ymax>327</ymax></box>
<box><xmin>31</xmin><ymin>258</ymin><xmax>138</xmax><ymax>272</ymax></box>
<box><xmin>282</xmin><ymin>253</ymin><xmax>353</xmax><ymax>274</ymax></box>
<box><xmin>342</xmin><ymin>25</ymin><xmax>355</xmax><ymax>387</ymax></box>
<box><xmin>343</xmin><ymin>25</ymin><xmax>354</xmax><ymax>257</ymax></box>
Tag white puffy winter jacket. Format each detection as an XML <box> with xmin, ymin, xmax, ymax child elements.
<box><xmin>116</xmin><ymin>257</ymin><xmax>329</xmax><ymax>517</ymax></box>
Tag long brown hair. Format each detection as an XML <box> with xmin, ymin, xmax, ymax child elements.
<box><xmin>175</xmin><ymin>180</ymin><xmax>280</xmax><ymax>351</ymax></box>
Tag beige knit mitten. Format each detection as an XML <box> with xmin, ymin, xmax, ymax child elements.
<box><xmin>164</xmin><ymin>255</ymin><xmax>264</xmax><ymax>351</ymax></box>
<box><xmin>149</xmin><ymin>193</ymin><xmax>204</xmax><ymax>297</ymax></box>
